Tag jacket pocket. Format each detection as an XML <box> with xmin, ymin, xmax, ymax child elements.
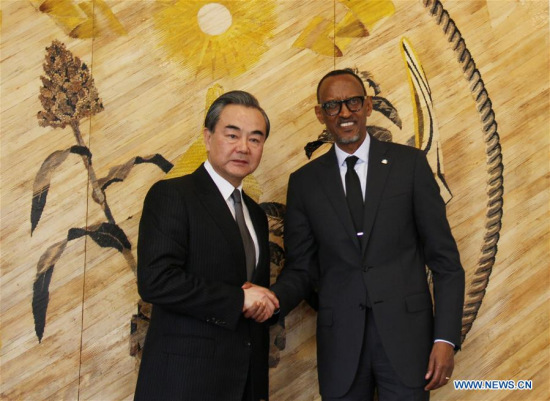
<box><xmin>405</xmin><ymin>293</ymin><xmax>432</xmax><ymax>313</ymax></box>
<box><xmin>163</xmin><ymin>335</ymin><xmax>215</xmax><ymax>358</ymax></box>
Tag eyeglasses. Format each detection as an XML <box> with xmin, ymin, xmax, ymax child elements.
<box><xmin>320</xmin><ymin>96</ymin><xmax>365</xmax><ymax>116</ymax></box>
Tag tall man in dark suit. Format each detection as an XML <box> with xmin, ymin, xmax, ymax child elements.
<box><xmin>271</xmin><ymin>70</ymin><xmax>465</xmax><ymax>400</ymax></box>
<box><xmin>134</xmin><ymin>91</ymin><xmax>279</xmax><ymax>401</ymax></box>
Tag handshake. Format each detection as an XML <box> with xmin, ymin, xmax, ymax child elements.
<box><xmin>241</xmin><ymin>282</ymin><xmax>279</xmax><ymax>323</ymax></box>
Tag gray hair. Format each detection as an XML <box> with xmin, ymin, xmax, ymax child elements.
<box><xmin>204</xmin><ymin>90</ymin><xmax>270</xmax><ymax>138</ymax></box>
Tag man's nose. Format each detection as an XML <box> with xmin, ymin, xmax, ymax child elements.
<box><xmin>339</xmin><ymin>102</ymin><xmax>353</xmax><ymax>117</ymax></box>
<box><xmin>236</xmin><ymin>136</ymin><xmax>250</xmax><ymax>152</ymax></box>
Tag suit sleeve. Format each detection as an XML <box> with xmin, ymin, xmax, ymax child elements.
<box><xmin>271</xmin><ymin>172</ymin><xmax>318</xmax><ymax>316</ymax></box>
<box><xmin>413</xmin><ymin>152</ymin><xmax>465</xmax><ymax>348</ymax></box>
<box><xmin>137</xmin><ymin>180</ymin><xmax>244</xmax><ymax>331</ymax></box>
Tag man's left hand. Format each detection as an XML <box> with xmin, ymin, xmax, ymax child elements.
<box><xmin>241</xmin><ymin>282</ymin><xmax>279</xmax><ymax>322</ymax></box>
<box><xmin>424</xmin><ymin>341</ymin><xmax>455</xmax><ymax>391</ymax></box>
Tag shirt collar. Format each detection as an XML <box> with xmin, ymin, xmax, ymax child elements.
<box><xmin>334</xmin><ymin>134</ymin><xmax>371</xmax><ymax>167</ymax></box>
<box><xmin>204</xmin><ymin>160</ymin><xmax>243</xmax><ymax>201</ymax></box>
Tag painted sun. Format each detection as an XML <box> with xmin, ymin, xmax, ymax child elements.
<box><xmin>154</xmin><ymin>0</ymin><xmax>277</xmax><ymax>79</ymax></box>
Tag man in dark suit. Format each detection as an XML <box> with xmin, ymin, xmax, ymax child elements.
<box><xmin>134</xmin><ymin>90</ymin><xmax>279</xmax><ymax>401</ymax></box>
<box><xmin>271</xmin><ymin>70</ymin><xmax>465</xmax><ymax>400</ymax></box>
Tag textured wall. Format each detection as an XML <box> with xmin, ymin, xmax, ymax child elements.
<box><xmin>1</xmin><ymin>1</ymin><xmax>548</xmax><ymax>400</ymax></box>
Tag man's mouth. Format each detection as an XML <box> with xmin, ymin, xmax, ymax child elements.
<box><xmin>339</xmin><ymin>121</ymin><xmax>355</xmax><ymax>128</ymax></box>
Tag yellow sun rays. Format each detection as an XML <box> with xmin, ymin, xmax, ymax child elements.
<box><xmin>154</xmin><ymin>0</ymin><xmax>276</xmax><ymax>80</ymax></box>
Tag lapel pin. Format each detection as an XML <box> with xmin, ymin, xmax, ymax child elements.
<box><xmin>381</xmin><ymin>159</ymin><xmax>388</xmax><ymax>164</ymax></box>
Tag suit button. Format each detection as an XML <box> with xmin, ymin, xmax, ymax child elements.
<box><xmin>359</xmin><ymin>303</ymin><xmax>366</xmax><ymax>310</ymax></box>
<box><xmin>245</xmin><ymin>340</ymin><xmax>252</xmax><ymax>348</ymax></box>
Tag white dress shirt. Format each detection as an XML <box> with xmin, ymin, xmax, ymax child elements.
<box><xmin>204</xmin><ymin>160</ymin><xmax>260</xmax><ymax>266</ymax></box>
<box><xmin>334</xmin><ymin>134</ymin><xmax>370</xmax><ymax>199</ymax></box>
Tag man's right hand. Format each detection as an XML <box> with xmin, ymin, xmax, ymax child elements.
<box><xmin>242</xmin><ymin>282</ymin><xmax>279</xmax><ymax>323</ymax></box>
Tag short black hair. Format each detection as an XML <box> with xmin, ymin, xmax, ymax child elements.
<box><xmin>204</xmin><ymin>90</ymin><xmax>270</xmax><ymax>138</ymax></box>
<box><xmin>316</xmin><ymin>69</ymin><xmax>367</xmax><ymax>103</ymax></box>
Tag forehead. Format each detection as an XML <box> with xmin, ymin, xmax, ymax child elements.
<box><xmin>318</xmin><ymin>75</ymin><xmax>364</xmax><ymax>101</ymax></box>
<box><xmin>217</xmin><ymin>104</ymin><xmax>266</xmax><ymax>132</ymax></box>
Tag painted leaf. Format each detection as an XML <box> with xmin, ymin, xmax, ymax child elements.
<box><xmin>31</xmin><ymin>145</ymin><xmax>90</xmax><ymax>234</ymax></box>
<box><xmin>260</xmin><ymin>202</ymin><xmax>286</xmax><ymax>220</ymax></box>
<box><xmin>261</xmin><ymin>202</ymin><xmax>286</xmax><ymax>237</ymax></box>
<box><xmin>33</xmin><ymin>222</ymin><xmax>131</xmax><ymax>341</ymax></box>
<box><xmin>268</xmin><ymin>241</ymin><xmax>285</xmax><ymax>268</ymax></box>
<box><xmin>372</xmin><ymin>96</ymin><xmax>402</xmax><ymax>129</ymax></box>
<box><xmin>98</xmin><ymin>154</ymin><xmax>173</xmax><ymax>191</ymax></box>
<box><xmin>69</xmin><ymin>222</ymin><xmax>131</xmax><ymax>251</ymax></box>
<box><xmin>335</xmin><ymin>11</ymin><xmax>368</xmax><ymax>38</ymax></box>
<box><xmin>35</xmin><ymin>0</ymin><xmax>87</xmax><ymax>34</ymax></box>
<box><xmin>292</xmin><ymin>16</ymin><xmax>343</xmax><ymax>57</ymax></box>
<box><xmin>69</xmin><ymin>0</ymin><xmax>127</xmax><ymax>39</ymax></box>
<box><xmin>368</xmin><ymin>126</ymin><xmax>393</xmax><ymax>142</ymax></box>
<box><xmin>304</xmin><ymin>140</ymin><xmax>328</xmax><ymax>160</ymax></box>
<box><xmin>304</xmin><ymin>130</ymin><xmax>334</xmax><ymax>159</ymax></box>
<box><xmin>337</xmin><ymin>0</ymin><xmax>396</xmax><ymax>31</ymax></box>
<box><xmin>135</xmin><ymin>154</ymin><xmax>173</xmax><ymax>173</ymax></box>
<box><xmin>32</xmin><ymin>238</ymin><xmax>68</xmax><ymax>341</ymax></box>
<box><xmin>401</xmin><ymin>37</ymin><xmax>453</xmax><ymax>203</ymax></box>
<box><xmin>130</xmin><ymin>300</ymin><xmax>151</xmax><ymax>359</ymax></box>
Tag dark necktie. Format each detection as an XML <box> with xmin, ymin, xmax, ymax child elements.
<box><xmin>345</xmin><ymin>156</ymin><xmax>364</xmax><ymax>234</ymax></box>
<box><xmin>231</xmin><ymin>189</ymin><xmax>256</xmax><ymax>280</ymax></box>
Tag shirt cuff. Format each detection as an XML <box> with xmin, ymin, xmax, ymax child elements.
<box><xmin>434</xmin><ymin>339</ymin><xmax>455</xmax><ymax>348</ymax></box>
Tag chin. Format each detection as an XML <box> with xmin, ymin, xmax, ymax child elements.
<box><xmin>229</xmin><ymin>168</ymin><xmax>251</xmax><ymax>180</ymax></box>
<box><xmin>336</xmin><ymin>134</ymin><xmax>361</xmax><ymax>145</ymax></box>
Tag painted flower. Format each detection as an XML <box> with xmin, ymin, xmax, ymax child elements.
<box><xmin>154</xmin><ymin>0</ymin><xmax>276</xmax><ymax>79</ymax></box>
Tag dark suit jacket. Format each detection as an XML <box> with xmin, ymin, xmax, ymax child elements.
<box><xmin>272</xmin><ymin>136</ymin><xmax>464</xmax><ymax>398</ymax></box>
<box><xmin>134</xmin><ymin>164</ymin><xmax>271</xmax><ymax>401</ymax></box>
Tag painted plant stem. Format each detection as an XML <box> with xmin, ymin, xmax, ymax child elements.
<box><xmin>70</xmin><ymin>120</ymin><xmax>115</xmax><ymax>224</ymax></box>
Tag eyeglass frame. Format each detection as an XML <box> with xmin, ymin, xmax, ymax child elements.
<box><xmin>319</xmin><ymin>96</ymin><xmax>366</xmax><ymax>116</ymax></box>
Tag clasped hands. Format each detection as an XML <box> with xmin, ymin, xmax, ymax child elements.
<box><xmin>242</xmin><ymin>282</ymin><xmax>279</xmax><ymax>323</ymax></box>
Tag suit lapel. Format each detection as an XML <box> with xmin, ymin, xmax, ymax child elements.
<box><xmin>361</xmin><ymin>136</ymin><xmax>391</xmax><ymax>255</ymax></box>
<box><xmin>317</xmin><ymin>147</ymin><xmax>362</xmax><ymax>250</ymax></box>
<box><xmin>192</xmin><ymin>165</ymin><xmax>247</xmax><ymax>281</ymax></box>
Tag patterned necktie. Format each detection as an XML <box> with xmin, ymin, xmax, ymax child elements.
<box><xmin>231</xmin><ymin>189</ymin><xmax>256</xmax><ymax>280</ymax></box>
<box><xmin>345</xmin><ymin>156</ymin><xmax>364</xmax><ymax>234</ymax></box>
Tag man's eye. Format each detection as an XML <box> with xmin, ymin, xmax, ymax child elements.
<box><xmin>348</xmin><ymin>97</ymin><xmax>361</xmax><ymax>105</ymax></box>
<box><xmin>324</xmin><ymin>101</ymin><xmax>338</xmax><ymax>110</ymax></box>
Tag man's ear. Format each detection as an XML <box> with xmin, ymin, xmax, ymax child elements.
<box><xmin>203</xmin><ymin>127</ymin><xmax>211</xmax><ymax>152</ymax></box>
<box><xmin>314</xmin><ymin>105</ymin><xmax>325</xmax><ymax>124</ymax></box>
<box><xmin>365</xmin><ymin>96</ymin><xmax>373</xmax><ymax>117</ymax></box>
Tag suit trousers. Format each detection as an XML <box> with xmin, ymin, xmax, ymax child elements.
<box><xmin>242</xmin><ymin>360</ymin><xmax>253</xmax><ymax>401</ymax></box>
<box><xmin>323</xmin><ymin>310</ymin><xmax>430</xmax><ymax>401</ymax></box>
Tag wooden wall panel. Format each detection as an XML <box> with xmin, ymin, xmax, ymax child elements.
<box><xmin>1</xmin><ymin>2</ymin><xmax>93</xmax><ymax>399</ymax></box>
<box><xmin>1</xmin><ymin>1</ymin><xmax>548</xmax><ymax>400</ymax></box>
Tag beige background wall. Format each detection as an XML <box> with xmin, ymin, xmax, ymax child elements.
<box><xmin>1</xmin><ymin>1</ymin><xmax>548</xmax><ymax>400</ymax></box>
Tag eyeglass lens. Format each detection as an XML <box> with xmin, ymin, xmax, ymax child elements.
<box><xmin>322</xmin><ymin>96</ymin><xmax>364</xmax><ymax>116</ymax></box>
